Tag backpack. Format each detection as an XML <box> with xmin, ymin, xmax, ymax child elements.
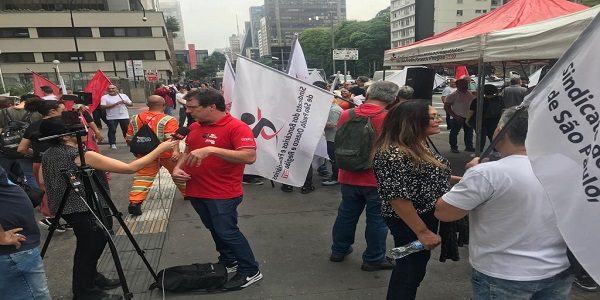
<box><xmin>149</xmin><ymin>263</ymin><xmax>227</xmax><ymax>292</ymax></box>
<box><xmin>334</xmin><ymin>108</ymin><xmax>384</xmax><ymax>171</ymax></box>
<box><xmin>129</xmin><ymin>114</ymin><xmax>168</xmax><ymax>156</ymax></box>
<box><xmin>0</xmin><ymin>109</ymin><xmax>32</xmax><ymax>159</ymax></box>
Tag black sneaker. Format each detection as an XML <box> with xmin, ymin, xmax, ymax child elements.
<box><xmin>300</xmin><ymin>185</ymin><xmax>315</xmax><ymax>194</ymax></box>
<box><xmin>330</xmin><ymin>247</ymin><xmax>353</xmax><ymax>262</ymax></box>
<box><xmin>243</xmin><ymin>178</ymin><xmax>264</xmax><ymax>185</ymax></box>
<box><xmin>95</xmin><ymin>273</ymin><xmax>121</xmax><ymax>290</ymax></box>
<box><xmin>223</xmin><ymin>271</ymin><xmax>263</xmax><ymax>290</ymax></box>
<box><xmin>38</xmin><ymin>218</ymin><xmax>66</xmax><ymax>233</ymax></box>
<box><xmin>575</xmin><ymin>274</ymin><xmax>599</xmax><ymax>292</ymax></box>
<box><xmin>128</xmin><ymin>203</ymin><xmax>142</xmax><ymax>216</ymax></box>
<box><xmin>361</xmin><ymin>256</ymin><xmax>396</xmax><ymax>271</ymax></box>
<box><xmin>450</xmin><ymin>148</ymin><xmax>460</xmax><ymax>153</ymax></box>
<box><xmin>281</xmin><ymin>185</ymin><xmax>293</xmax><ymax>193</ymax></box>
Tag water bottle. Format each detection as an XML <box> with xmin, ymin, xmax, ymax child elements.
<box><xmin>390</xmin><ymin>240</ymin><xmax>425</xmax><ymax>259</ymax></box>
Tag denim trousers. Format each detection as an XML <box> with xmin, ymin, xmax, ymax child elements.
<box><xmin>472</xmin><ymin>269</ymin><xmax>574</xmax><ymax>300</ymax></box>
<box><xmin>164</xmin><ymin>106</ymin><xmax>174</xmax><ymax>116</ymax></box>
<box><xmin>189</xmin><ymin>197</ymin><xmax>259</xmax><ymax>276</ymax></box>
<box><xmin>331</xmin><ymin>184</ymin><xmax>388</xmax><ymax>263</ymax></box>
<box><xmin>0</xmin><ymin>247</ymin><xmax>51</xmax><ymax>300</ymax></box>
<box><xmin>448</xmin><ymin>118</ymin><xmax>474</xmax><ymax>150</ymax></box>
<box><xmin>385</xmin><ymin>213</ymin><xmax>439</xmax><ymax>300</ymax></box>
<box><xmin>106</xmin><ymin>118</ymin><xmax>130</xmax><ymax>145</ymax></box>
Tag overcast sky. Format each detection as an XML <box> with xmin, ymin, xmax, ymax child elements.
<box><xmin>177</xmin><ymin>0</ymin><xmax>390</xmax><ymax>52</ymax></box>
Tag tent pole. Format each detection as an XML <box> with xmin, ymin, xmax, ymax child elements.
<box><xmin>475</xmin><ymin>56</ymin><xmax>485</xmax><ymax>156</ymax></box>
<box><xmin>502</xmin><ymin>61</ymin><xmax>506</xmax><ymax>86</ymax></box>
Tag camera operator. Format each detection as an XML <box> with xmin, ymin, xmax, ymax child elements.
<box><xmin>38</xmin><ymin>117</ymin><xmax>176</xmax><ymax>300</ymax></box>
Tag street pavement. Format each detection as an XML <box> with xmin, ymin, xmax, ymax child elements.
<box><xmin>40</xmin><ymin>96</ymin><xmax>599</xmax><ymax>299</ymax></box>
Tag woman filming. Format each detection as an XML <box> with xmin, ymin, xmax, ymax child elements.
<box><xmin>38</xmin><ymin>117</ymin><xmax>175</xmax><ymax>300</ymax></box>
<box><xmin>372</xmin><ymin>100</ymin><xmax>460</xmax><ymax>299</ymax></box>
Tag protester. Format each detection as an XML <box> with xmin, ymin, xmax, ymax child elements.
<box><xmin>322</xmin><ymin>98</ymin><xmax>343</xmax><ymax>186</ymax></box>
<box><xmin>435</xmin><ymin>107</ymin><xmax>573</xmax><ymax>300</ymax></box>
<box><xmin>0</xmin><ymin>166</ymin><xmax>51</xmax><ymax>300</ymax></box>
<box><xmin>40</xmin><ymin>86</ymin><xmax>58</xmax><ymax>100</ymax></box>
<box><xmin>172</xmin><ymin>88</ymin><xmax>262</xmax><ymax>290</ymax></box>
<box><xmin>387</xmin><ymin>85</ymin><xmax>414</xmax><ymax>109</ymax></box>
<box><xmin>100</xmin><ymin>85</ymin><xmax>133</xmax><ymax>150</ymax></box>
<box><xmin>466</xmin><ymin>84</ymin><xmax>504</xmax><ymax>151</ymax></box>
<box><xmin>441</xmin><ymin>79</ymin><xmax>457</xmax><ymax>129</ymax></box>
<box><xmin>372</xmin><ymin>100</ymin><xmax>459</xmax><ymax>299</ymax></box>
<box><xmin>39</xmin><ymin>117</ymin><xmax>175</xmax><ymax>300</ymax></box>
<box><xmin>336</xmin><ymin>88</ymin><xmax>354</xmax><ymax>110</ymax></box>
<box><xmin>176</xmin><ymin>86</ymin><xmax>193</xmax><ymax>128</ymax></box>
<box><xmin>444</xmin><ymin>78</ymin><xmax>475</xmax><ymax>153</ymax></box>
<box><xmin>500</xmin><ymin>77</ymin><xmax>528</xmax><ymax>108</ymax></box>
<box><xmin>125</xmin><ymin>95</ymin><xmax>186</xmax><ymax>216</ymax></box>
<box><xmin>153</xmin><ymin>84</ymin><xmax>175</xmax><ymax>115</ymax></box>
<box><xmin>330</xmin><ymin>81</ymin><xmax>398</xmax><ymax>272</ymax></box>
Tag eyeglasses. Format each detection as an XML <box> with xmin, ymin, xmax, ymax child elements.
<box><xmin>429</xmin><ymin>114</ymin><xmax>443</xmax><ymax>121</ymax></box>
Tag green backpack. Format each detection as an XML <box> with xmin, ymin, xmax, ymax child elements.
<box><xmin>334</xmin><ymin>108</ymin><xmax>385</xmax><ymax>171</ymax></box>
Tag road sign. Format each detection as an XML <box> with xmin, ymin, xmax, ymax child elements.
<box><xmin>146</xmin><ymin>71</ymin><xmax>158</xmax><ymax>81</ymax></box>
<box><xmin>333</xmin><ymin>49</ymin><xmax>359</xmax><ymax>61</ymax></box>
<box><xmin>126</xmin><ymin>60</ymin><xmax>144</xmax><ymax>78</ymax></box>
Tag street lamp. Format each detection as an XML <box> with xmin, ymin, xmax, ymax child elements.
<box><xmin>52</xmin><ymin>60</ymin><xmax>68</xmax><ymax>94</ymax></box>
<box><xmin>0</xmin><ymin>50</ymin><xmax>6</xmax><ymax>93</ymax></box>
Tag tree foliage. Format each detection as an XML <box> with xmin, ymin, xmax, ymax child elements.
<box><xmin>299</xmin><ymin>7</ymin><xmax>390</xmax><ymax>78</ymax></box>
<box><xmin>583</xmin><ymin>0</ymin><xmax>600</xmax><ymax>7</ymax></box>
<box><xmin>165</xmin><ymin>16</ymin><xmax>180</xmax><ymax>33</ymax></box>
<box><xmin>186</xmin><ymin>52</ymin><xmax>227</xmax><ymax>82</ymax></box>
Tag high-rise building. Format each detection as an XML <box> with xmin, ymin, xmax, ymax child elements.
<box><xmin>229</xmin><ymin>34</ymin><xmax>241</xmax><ymax>54</ymax></box>
<box><xmin>249</xmin><ymin>6</ymin><xmax>264</xmax><ymax>48</ymax></box>
<box><xmin>159</xmin><ymin>0</ymin><xmax>187</xmax><ymax>50</ymax></box>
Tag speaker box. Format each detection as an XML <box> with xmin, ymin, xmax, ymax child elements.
<box><xmin>405</xmin><ymin>68</ymin><xmax>434</xmax><ymax>100</ymax></box>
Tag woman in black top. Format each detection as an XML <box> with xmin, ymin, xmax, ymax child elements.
<box><xmin>372</xmin><ymin>100</ymin><xmax>460</xmax><ymax>300</ymax></box>
<box><xmin>38</xmin><ymin>118</ymin><xmax>175</xmax><ymax>300</ymax></box>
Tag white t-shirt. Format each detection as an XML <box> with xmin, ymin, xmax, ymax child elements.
<box><xmin>100</xmin><ymin>93</ymin><xmax>132</xmax><ymax>120</ymax></box>
<box><xmin>442</xmin><ymin>155</ymin><xmax>569</xmax><ymax>281</ymax></box>
<box><xmin>42</xmin><ymin>94</ymin><xmax>58</xmax><ymax>100</ymax></box>
<box><xmin>176</xmin><ymin>92</ymin><xmax>186</xmax><ymax>106</ymax></box>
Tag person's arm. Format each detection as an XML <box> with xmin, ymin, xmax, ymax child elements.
<box><xmin>434</xmin><ymin>198</ymin><xmax>468</xmax><ymax>222</ymax></box>
<box><xmin>450</xmin><ymin>175</ymin><xmax>462</xmax><ymax>185</ymax></box>
<box><xmin>17</xmin><ymin>138</ymin><xmax>33</xmax><ymax>157</ymax></box>
<box><xmin>185</xmin><ymin>147</ymin><xmax>255</xmax><ymax>167</ymax></box>
<box><xmin>0</xmin><ymin>225</ymin><xmax>25</xmax><ymax>249</ymax></box>
<box><xmin>388</xmin><ymin>199</ymin><xmax>441</xmax><ymax>250</ymax></box>
<box><xmin>120</xmin><ymin>94</ymin><xmax>134</xmax><ymax>107</ymax></box>
<box><xmin>87</xmin><ymin>120</ymin><xmax>104</xmax><ymax>142</ymax></box>
<box><xmin>80</xmin><ymin>140</ymin><xmax>176</xmax><ymax>174</ymax></box>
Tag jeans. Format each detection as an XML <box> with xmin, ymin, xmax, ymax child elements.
<box><xmin>62</xmin><ymin>211</ymin><xmax>112</xmax><ymax>295</ymax></box>
<box><xmin>385</xmin><ymin>213</ymin><xmax>438</xmax><ymax>300</ymax></box>
<box><xmin>448</xmin><ymin>118</ymin><xmax>474</xmax><ymax>150</ymax></box>
<box><xmin>326</xmin><ymin>141</ymin><xmax>338</xmax><ymax>181</ymax></box>
<box><xmin>164</xmin><ymin>106</ymin><xmax>174</xmax><ymax>116</ymax></box>
<box><xmin>189</xmin><ymin>197</ymin><xmax>259</xmax><ymax>276</ymax></box>
<box><xmin>106</xmin><ymin>118</ymin><xmax>130</xmax><ymax>145</ymax></box>
<box><xmin>331</xmin><ymin>184</ymin><xmax>388</xmax><ymax>263</ymax></box>
<box><xmin>0</xmin><ymin>247</ymin><xmax>51</xmax><ymax>300</ymax></box>
<box><xmin>471</xmin><ymin>269</ymin><xmax>574</xmax><ymax>300</ymax></box>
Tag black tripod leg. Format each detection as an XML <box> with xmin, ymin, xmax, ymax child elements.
<box><xmin>92</xmin><ymin>173</ymin><xmax>159</xmax><ymax>282</ymax></box>
<box><xmin>40</xmin><ymin>186</ymin><xmax>71</xmax><ymax>258</ymax></box>
<box><xmin>100</xmin><ymin>221</ymin><xmax>133</xmax><ymax>300</ymax></box>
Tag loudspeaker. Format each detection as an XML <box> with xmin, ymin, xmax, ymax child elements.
<box><xmin>405</xmin><ymin>68</ymin><xmax>434</xmax><ymax>100</ymax></box>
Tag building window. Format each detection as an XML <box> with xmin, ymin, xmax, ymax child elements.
<box><xmin>483</xmin><ymin>9</ymin><xmax>488</xmax><ymax>13</ymax></box>
<box><xmin>457</xmin><ymin>10</ymin><xmax>463</xmax><ymax>16</ymax></box>
<box><xmin>457</xmin><ymin>22</ymin><xmax>463</xmax><ymax>26</ymax></box>
<box><xmin>0</xmin><ymin>52</ymin><xmax>35</xmax><ymax>63</ymax></box>
<box><xmin>37</xmin><ymin>27</ymin><xmax>92</xmax><ymax>38</ymax></box>
<box><xmin>99</xmin><ymin>27</ymin><xmax>152</xmax><ymax>37</ymax></box>
<box><xmin>476</xmin><ymin>10</ymin><xmax>482</xmax><ymax>13</ymax></box>
<box><xmin>0</xmin><ymin>28</ymin><xmax>29</xmax><ymax>38</ymax></box>
<box><xmin>104</xmin><ymin>51</ymin><xmax>156</xmax><ymax>61</ymax></box>
<box><xmin>42</xmin><ymin>52</ymin><xmax>97</xmax><ymax>62</ymax></box>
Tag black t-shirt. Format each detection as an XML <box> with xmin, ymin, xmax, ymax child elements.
<box><xmin>23</xmin><ymin>118</ymin><xmax>54</xmax><ymax>163</ymax></box>
<box><xmin>468</xmin><ymin>96</ymin><xmax>504</xmax><ymax>128</ymax></box>
<box><xmin>0</xmin><ymin>166</ymin><xmax>40</xmax><ymax>255</ymax></box>
<box><xmin>349</xmin><ymin>86</ymin><xmax>365</xmax><ymax>97</ymax></box>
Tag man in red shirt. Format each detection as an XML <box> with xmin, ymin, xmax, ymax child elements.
<box><xmin>172</xmin><ymin>88</ymin><xmax>262</xmax><ymax>290</ymax></box>
<box><xmin>330</xmin><ymin>81</ymin><xmax>398</xmax><ymax>272</ymax></box>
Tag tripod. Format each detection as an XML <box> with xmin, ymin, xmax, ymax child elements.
<box><xmin>39</xmin><ymin>129</ymin><xmax>158</xmax><ymax>300</ymax></box>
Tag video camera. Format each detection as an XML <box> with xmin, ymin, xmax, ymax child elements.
<box><xmin>61</xmin><ymin>110</ymin><xmax>87</xmax><ymax>134</ymax></box>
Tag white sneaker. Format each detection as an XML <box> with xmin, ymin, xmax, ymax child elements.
<box><xmin>110</xmin><ymin>144</ymin><xmax>117</xmax><ymax>150</ymax></box>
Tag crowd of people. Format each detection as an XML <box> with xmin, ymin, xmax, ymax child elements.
<box><xmin>0</xmin><ymin>74</ymin><xmax>598</xmax><ymax>300</ymax></box>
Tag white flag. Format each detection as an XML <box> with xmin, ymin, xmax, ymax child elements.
<box><xmin>287</xmin><ymin>37</ymin><xmax>310</xmax><ymax>81</ymax></box>
<box><xmin>526</xmin><ymin>14</ymin><xmax>600</xmax><ymax>282</ymax></box>
<box><xmin>221</xmin><ymin>58</ymin><xmax>236</xmax><ymax>111</ymax></box>
<box><xmin>231</xmin><ymin>56</ymin><xmax>332</xmax><ymax>187</ymax></box>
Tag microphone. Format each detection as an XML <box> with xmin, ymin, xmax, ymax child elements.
<box><xmin>171</xmin><ymin>127</ymin><xmax>190</xmax><ymax>141</ymax></box>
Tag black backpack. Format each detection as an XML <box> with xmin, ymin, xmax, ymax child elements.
<box><xmin>150</xmin><ymin>263</ymin><xmax>227</xmax><ymax>292</ymax></box>
<box><xmin>0</xmin><ymin>109</ymin><xmax>32</xmax><ymax>159</ymax></box>
<box><xmin>129</xmin><ymin>115</ymin><xmax>162</xmax><ymax>156</ymax></box>
<box><xmin>334</xmin><ymin>108</ymin><xmax>385</xmax><ymax>171</ymax></box>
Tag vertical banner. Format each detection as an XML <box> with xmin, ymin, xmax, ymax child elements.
<box><xmin>526</xmin><ymin>14</ymin><xmax>600</xmax><ymax>282</ymax></box>
<box><xmin>231</xmin><ymin>56</ymin><xmax>332</xmax><ymax>187</ymax></box>
<box><xmin>83</xmin><ymin>70</ymin><xmax>112</xmax><ymax>113</ymax></box>
<box><xmin>222</xmin><ymin>58</ymin><xmax>236</xmax><ymax>111</ymax></box>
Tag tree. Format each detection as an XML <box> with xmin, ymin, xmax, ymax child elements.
<box><xmin>185</xmin><ymin>52</ymin><xmax>228</xmax><ymax>82</ymax></box>
<box><xmin>165</xmin><ymin>16</ymin><xmax>180</xmax><ymax>37</ymax></box>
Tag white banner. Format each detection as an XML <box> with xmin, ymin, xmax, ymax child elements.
<box><xmin>231</xmin><ymin>56</ymin><xmax>332</xmax><ymax>187</ymax></box>
<box><xmin>526</xmin><ymin>14</ymin><xmax>600</xmax><ymax>282</ymax></box>
<box><xmin>222</xmin><ymin>58</ymin><xmax>236</xmax><ymax>111</ymax></box>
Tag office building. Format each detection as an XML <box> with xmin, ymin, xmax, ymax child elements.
<box><xmin>249</xmin><ymin>6</ymin><xmax>264</xmax><ymax>48</ymax></box>
<box><xmin>160</xmin><ymin>0</ymin><xmax>187</xmax><ymax>50</ymax></box>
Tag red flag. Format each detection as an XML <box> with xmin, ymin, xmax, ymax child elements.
<box><xmin>31</xmin><ymin>72</ymin><xmax>60</xmax><ymax>98</ymax></box>
<box><xmin>455</xmin><ymin>66</ymin><xmax>470</xmax><ymax>80</ymax></box>
<box><xmin>84</xmin><ymin>70</ymin><xmax>112</xmax><ymax>113</ymax></box>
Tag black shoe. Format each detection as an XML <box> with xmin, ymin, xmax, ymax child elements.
<box><xmin>223</xmin><ymin>271</ymin><xmax>263</xmax><ymax>290</ymax></box>
<box><xmin>281</xmin><ymin>185</ymin><xmax>293</xmax><ymax>193</ymax></box>
<box><xmin>128</xmin><ymin>203</ymin><xmax>142</xmax><ymax>216</ymax></box>
<box><xmin>95</xmin><ymin>273</ymin><xmax>121</xmax><ymax>290</ymax></box>
<box><xmin>330</xmin><ymin>247</ymin><xmax>353</xmax><ymax>262</ymax></box>
<box><xmin>243</xmin><ymin>178</ymin><xmax>264</xmax><ymax>185</ymax></box>
<box><xmin>300</xmin><ymin>185</ymin><xmax>315</xmax><ymax>194</ymax></box>
<box><xmin>450</xmin><ymin>148</ymin><xmax>460</xmax><ymax>153</ymax></box>
<box><xmin>361</xmin><ymin>256</ymin><xmax>396</xmax><ymax>271</ymax></box>
<box><xmin>575</xmin><ymin>274</ymin><xmax>599</xmax><ymax>291</ymax></box>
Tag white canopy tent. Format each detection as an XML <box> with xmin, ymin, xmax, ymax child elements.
<box><xmin>384</xmin><ymin>6</ymin><xmax>600</xmax><ymax>67</ymax></box>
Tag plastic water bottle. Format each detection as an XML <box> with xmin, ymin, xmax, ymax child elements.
<box><xmin>390</xmin><ymin>240</ymin><xmax>425</xmax><ymax>259</ymax></box>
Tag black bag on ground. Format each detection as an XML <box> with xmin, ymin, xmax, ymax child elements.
<box><xmin>0</xmin><ymin>109</ymin><xmax>32</xmax><ymax>159</ymax></box>
<box><xmin>149</xmin><ymin>263</ymin><xmax>227</xmax><ymax>292</ymax></box>
<box><xmin>129</xmin><ymin>115</ymin><xmax>160</xmax><ymax>156</ymax></box>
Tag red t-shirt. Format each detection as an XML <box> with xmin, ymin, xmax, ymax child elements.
<box><xmin>336</xmin><ymin>103</ymin><xmax>387</xmax><ymax>187</ymax></box>
<box><xmin>184</xmin><ymin>114</ymin><xmax>256</xmax><ymax>199</ymax></box>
